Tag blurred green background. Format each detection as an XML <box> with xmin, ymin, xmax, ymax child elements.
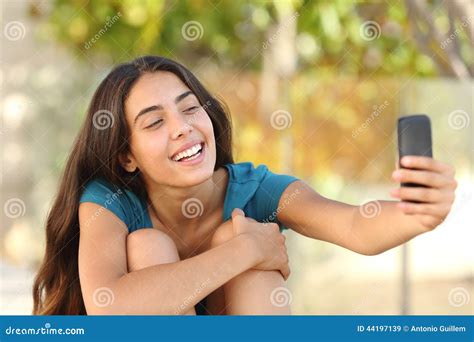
<box><xmin>1</xmin><ymin>0</ymin><xmax>472</xmax><ymax>315</ymax></box>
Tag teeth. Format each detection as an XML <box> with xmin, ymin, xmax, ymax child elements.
<box><xmin>173</xmin><ymin>143</ymin><xmax>202</xmax><ymax>161</ymax></box>
<box><xmin>184</xmin><ymin>151</ymin><xmax>201</xmax><ymax>161</ymax></box>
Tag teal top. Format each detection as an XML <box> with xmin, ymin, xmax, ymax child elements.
<box><xmin>79</xmin><ymin>162</ymin><xmax>299</xmax><ymax>233</ymax></box>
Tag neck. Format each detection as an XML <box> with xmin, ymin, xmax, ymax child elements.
<box><xmin>146</xmin><ymin>168</ymin><xmax>227</xmax><ymax>235</ymax></box>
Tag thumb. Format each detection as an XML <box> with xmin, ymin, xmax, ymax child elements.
<box><xmin>231</xmin><ymin>208</ymin><xmax>245</xmax><ymax>236</ymax></box>
<box><xmin>231</xmin><ymin>208</ymin><xmax>245</xmax><ymax>219</ymax></box>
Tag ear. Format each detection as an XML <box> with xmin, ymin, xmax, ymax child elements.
<box><xmin>119</xmin><ymin>152</ymin><xmax>138</xmax><ymax>173</ymax></box>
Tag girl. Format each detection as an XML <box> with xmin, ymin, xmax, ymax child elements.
<box><xmin>32</xmin><ymin>55</ymin><xmax>457</xmax><ymax>315</ymax></box>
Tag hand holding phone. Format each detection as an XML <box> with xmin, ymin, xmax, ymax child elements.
<box><xmin>397</xmin><ymin>114</ymin><xmax>433</xmax><ymax>188</ymax></box>
<box><xmin>393</xmin><ymin>114</ymin><xmax>457</xmax><ymax>224</ymax></box>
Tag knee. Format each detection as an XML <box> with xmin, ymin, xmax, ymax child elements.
<box><xmin>127</xmin><ymin>229</ymin><xmax>179</xmax><ymax>271</ymax></box>
<box><xmin>210</xmin><ymin>220</ymin><xmax>234</xmax><ymax>248</ymax></box>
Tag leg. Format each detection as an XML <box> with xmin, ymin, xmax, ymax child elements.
<box><xmin>204</xmin><ymin>285</ymin><xmax>226</xmax><ymax>315</ymax></box>
<box><xmin>224</xmin><ymin>269</ymin><xmax>291</xmax><ymax>315</ymax></box>
<box><xmin>209</xmin><ymin>221</ymin><xmax>292</xmax><ymax>315</ymax></box>
<box><xmin>126</xmin><ymin>228</ymin><xmax>196</xmax><ymax>315</ymax></box>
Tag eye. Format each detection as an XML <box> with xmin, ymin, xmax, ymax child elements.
<box><xmin>184</xmin><ymin>106</ymin><xmax>199</xmax><ymax>113</ymax></box>
<box><xmin>145</xmin><ymin>119</ymin><xmax>163</xmax><ymax>129</ymax></box>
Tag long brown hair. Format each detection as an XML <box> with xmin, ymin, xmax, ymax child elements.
<box><xmin>32</xmin><ymin>55</ymin><xmax>234</xmax><ymax>314</ymax></box>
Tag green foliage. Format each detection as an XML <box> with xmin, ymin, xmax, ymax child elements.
<box><xmin>36</xmin><ymin>0</ymin><xmax>438</xmax><ymax>76</ymax></box>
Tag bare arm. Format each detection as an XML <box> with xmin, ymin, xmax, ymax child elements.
<box><xmin>277</xmin><ymin>157</ymin><xmax>456</xmax><ymax>255</ymax></box>
<box><xmin>277</xmin><ymin>181</ymin><xmax>428</xmax><ymax>255</ymax></box>
<box><xmin>108</xmin><ymin>234</ymin><xmax>256</xmax><ymax>315</ymax></box>
<box><xmin>79</xmin><ymin>203</ymin><xmax>260</xmax><ymax>315</ymax></box>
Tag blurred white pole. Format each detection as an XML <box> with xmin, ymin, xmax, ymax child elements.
<box><xmin>399</xmin><ymin>83</ymin><xmax>414</xmax><ymax>315</ymax></box>
<box><xmin>401</xmin><ymin>243</ymin><xmax>410</xmax><ymax>314</ymax></box>
<box><xmin>272</xmin><ymin>1</ymin><xmax>297</xmax><ymax>174</ymax></box>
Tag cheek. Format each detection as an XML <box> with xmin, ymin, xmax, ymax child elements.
<box><xmin>196</xmin><ymin>111</ymin><xmax>215</xmax><ymax>144</ymax></box>
<box><xmin>133</xmin><ymin>134</ymin><xmax>169</xmax><ymax>167</ymax></box>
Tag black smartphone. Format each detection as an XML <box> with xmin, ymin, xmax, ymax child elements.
<box><xmin>397</xmin><ymin>114</ymin><xmax>433</xmax><ymax>188</ymax></box>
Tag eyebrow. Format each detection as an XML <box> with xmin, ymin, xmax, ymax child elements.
<box><xmin>133</xmin><ymin>90</ymin><xmax>194</xmax><ymax>125</ymax></box>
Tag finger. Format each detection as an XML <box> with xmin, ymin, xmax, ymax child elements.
<box><xmin>390</xmin><ymin>187</ymin><xmax>442</xmax><ymax>203</ymax></box>
<box><xmin>231</xmin><ymin>208</ymin><xmax>245</xmax><ymax>219</ymax></box>
<box><xmin>231</xmin><ymin>209</ymin><xmax>246</xmax><ymax>236</ymax></box>
<box><xmin>392</xmin><ymin>169</ymin><xmax>451</xmax><ymax>188</ymax></box>
<box><xmin>280</xmin><ymin>265</ymin><xmax>290</xmax><ymax>281</ymax></box>
<box><xmin>400</xmin><ymin>156</ymin><xmax>454</xmax><ymax>175</ymax></box>
<box><xmin>396</xmin><ymin>201</ymin><xmax>447</xmax><ymax>217</ymax></box>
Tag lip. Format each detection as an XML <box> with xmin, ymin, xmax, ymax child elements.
<box><xmin>170</xmin><ymin>140</ymin><xmax>204</xmax><ymax>160</ymax></box>
<box><xmin>173</xmin><ymin>143</ymin><xmax>205</xmax><ymax>166</ymax></box>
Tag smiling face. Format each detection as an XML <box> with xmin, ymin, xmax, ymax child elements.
<box><xmin>121</xmin><ymin>71</ymin><xmax>217</xmax><ymax>188</ymax></box>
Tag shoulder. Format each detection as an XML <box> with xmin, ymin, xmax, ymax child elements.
<box><xmin>225</xmin><ymin>162</ymin><xmax>298</xmax><ymax>187</ymax></box>
<box><xmin>80</xmin><ymin>178</ymin><xmax>124</xmax><ymax>202</ymax></box>
<box><xmin>224</xmin><ymin>162</ymin><xmax>270</xmax><ymax>183</ymax></box>
<box><xmin>79</xmin><ymin>178</ymin><xmax>150</xmax><ymax>233</ymax></box>
<box><xmin>223</xmin><ymin>162</ymin><xmax>299</xmax><ymax>230</ymax></box>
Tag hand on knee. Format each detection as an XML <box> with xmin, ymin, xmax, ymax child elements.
<box><xmin>210</xmin><ymin>220</ymin><xmax>234</xmax><ymax>248</ymax></box>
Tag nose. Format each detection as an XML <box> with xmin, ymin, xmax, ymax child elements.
<box><xmin>170</xmin><ymin>111</ymin><xmax>193</xmax><ymax>140</ymax></box>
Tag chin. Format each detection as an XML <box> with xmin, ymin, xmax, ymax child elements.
<box><xmin>175</xmin><ymin>160</ymin><xmax>216</xmax><ymax>187</ymax></box>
